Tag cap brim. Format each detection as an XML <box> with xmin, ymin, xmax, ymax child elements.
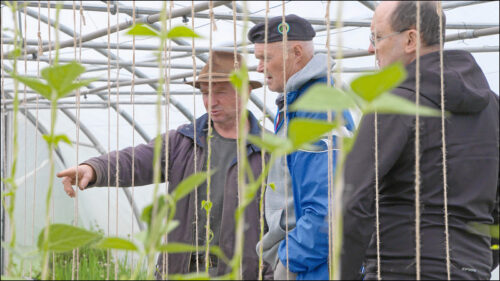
<box><xmin>185</xmin><ymin>79</ymin><xmax>262</xmax><ymax>90</ymax></box>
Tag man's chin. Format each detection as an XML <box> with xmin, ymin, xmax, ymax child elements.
<box><xmin>267</xmin><ymin>84</ymin><xmax>283</xmax><ymax>93</ymax></box>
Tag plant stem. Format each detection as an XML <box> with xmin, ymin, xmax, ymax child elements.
<box><xmin>147</xmin><ymin>2</ymin><xmax>167</xmax><ymax>278</ymax></box>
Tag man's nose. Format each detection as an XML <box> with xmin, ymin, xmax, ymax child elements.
<box><xmin>257</xmin><ymin>61</ymin><xmax>264</xmax><ymax>73</ymax></box>
<box><xmin>368</xmin><ymin>42</ymin><xmax>375</xmax><ymax>54</ymax></box>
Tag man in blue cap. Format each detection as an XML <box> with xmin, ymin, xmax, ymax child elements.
<box><xmin>248</xmin><ymin>14</ymin><xmax>354</xmax><ymax>280</ymax></box>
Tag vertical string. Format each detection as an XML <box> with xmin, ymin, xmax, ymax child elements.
<box><xmin>71</xmin><ymin>1</ymin><xmax>79</xmax><ymax>280</ymax></box>
<box><xmin>22</xmin><ymin>4</ymin><xmax>28</xmax><ymax>277</ymax></box>
<box><xmin>130</xmin><ymin>0</ymin><xmax>136</xmax><ymax>273</ymax></box>
<box><xmin>76</xmin><ymin>2</ymin><xmax>84</xmax><ymax>278</ymax></box>
<box><xmin>204</xmin><ymin>1</ymin><xmax>214</xmax><ymax>273</ymax></box>
<box><xmin>47</xmin><ymin>1</ymin><xmax>56</xmax><ymax>278</ymax></box>
<box><xmin>231</xmin><ymin>1</ymin><xmax>243</xmax><ymax>275</ymax></box>
<box><xmin>374</xmin><ymin>111</ymin><xmax>381</xmax><ymax>280</ymax></box>
<box><xmin>161</xmin><ymin>1</ymin><xmax>174</xmax><ymax>278</ymax></box>
<box><xmin>437</xmin><ymin>2</ymin><xmax>451</xmax><ymax>280</ymax></box>
<box><xmin>30</xmin><ymin>1</ymin><xmax>42</xmax><ymax>278</ymax></box>
<box><xmin>372</xmin><ymin>22</ymin><xmax>382</xmax><ymax>281</ymax></box>
<box><xmin>324</xmin><ymin>3</ymin><xmax>334</xmax><ymax>278</ymax></box>
<box><xmin>190</xmin><ymin>0</ymin><xmax>200</xmax><ymax>273</ymax></box>
<box><xmin>280</xmin><ymin>2</ymin><xmax>290</xmax><ymax>279</ymax></box>
<box><xmin>114</xmin><ymin>4</ymin><xmax>120</xmax><ymax>280</ymax></box>
<box><xmin>414</xmin><ymin>2</ymin><xmax>422</xmax><ymax>280</ymax></box>
<box><xmin>258</xmin><ymin>2</ymin><xmax>270</xmax><ymax>279</ymax></box>
<box><xmin>106</xmin><ymin>2</ymin><xmax>112</xmax><ymax>279</ymax></box>
<box><xmin>333</xmin><ymin>3</ymin><xmax>345</xmax><ymax>280</ymax></box>
<box><xmin>45</xmin><ymin>1</ymin><xmax>57</xmax><ymax>278</ymax></box>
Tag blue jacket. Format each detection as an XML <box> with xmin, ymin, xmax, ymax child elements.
<box><xmin>277</xmin><ymin>76</ymin><xmax>354</xmax><ymax>280</ymax></box>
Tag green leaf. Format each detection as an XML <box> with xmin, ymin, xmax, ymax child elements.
<box><xmin>201</xmin><ymin>200</ymin><xmax>212</xmax><ymax>212</ymax></box>
<box><xmin>247</xmin><ymin>133</ymin><xmax>293</xmax><ymax>154</ymax></box>
<box><xmin>1</xmin><ymin>276</ymin><xmax>24</xmax><ymax>280</ymax></box>
<box><xmin>166</xmin><ymin>220</ymin><xmax>180</xmax><ymax>234</ymax></box>
<box><xmin>363</xmin><ymin>92</ymin><xmax>442</xmax><ymax>117</ymax></box>
<box><xmin>268</xmin><ymin>182</ymin><xmax>276</xmax><ymax>192</ymax></box>
<box><xmin>55</xmin><ymin>134</ymin><xmax>72</xmax><ymax>146</ymax></box>
<box><xmin>229</xmin><ymin>64</ymin><xmax>249</xmax><ymax>93</ymax></box>
<box><xmin>290</xmin><ymin>84</ymin><xmax>358</xmax><ymax>112</ymax></box>
<box><xmin>288</xmin><ymin>118</ymin><xmax>337</xmax><ymax>149</ymax></box>
<box><xmin>166</xmin><ymin>26</ymin><xmax>202</xmax><ymax>39</ymax></box>
<box><xmin>343</xmin><ymin>136</ymin><xmax>355</xmax><ymax>156</ymax></box>
<box><xmin>8</xmin><ymin>73</ymin><xmax>52</xmax><ymax>99</ymax></box>
<box><xmin>126</xmin><ymin>23</ymin><xmax>160</xmax><ymax>37</ymax></box>
<box><xmin>8</xmin><ymin>48</ymin><xmax>22</xmax><ymax>59</ymax></box>
<box><xmin>492</xmin><ymin>244</ymin><xmax>499</xmax><ymax>250</ymax></box>
<box><xmin>158</xmin><ymin>242</ymin><xmax>197</xmax><ymax>253</ymax></box>
<box><xmin>351</xmin><ymin>62</ymin><xmax>407</xmax><ymax>101</ymax></box>
<box><xmin>42</xmin><ymin>134</ymin><xmax>72</xmax><ymax>147</ymax></box>
<box><xmin>467</xmin><ymin>222</ymin><xmax>499</xmax><ymax>238</ymax></box>
<box><xmin>41</xmin><ymin>62</ymin><xmax>86</xmax><ymax>99</ymax></box>
<box><xmin>172</xmin><ymin>171</ymin><xmax>213</xmax><ymax>201</ymax></box>
<box><xmin>134</xmin><ymin>231</ymin><xmax>148</xmax><ymax>244</ymax></box>
<box><xmin>58</xmin><ymin>78</ymin><xmax>97</xmax><ymax>99</ymax></box>
<box><xmin>140</xmin><ymin>195</ymin><xmax>167</xmax><ymax>225</ymax></box>
<box><xmin>37</xmin><ymin>224</ymin><xmax>102</xmax><ymax>252</ymax></box>
<box><xmin>94</xmin><ymin>237</ymin><xmax>138</xmax><ymax>251</ymax></box>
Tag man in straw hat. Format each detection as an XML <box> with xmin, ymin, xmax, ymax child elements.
<box><xmin>57</xmin><ymin>51</ymin><xmax>273</xmax><ymax>279</ymax></box>
<box><xmin>248</xmin><ymin>14</ymin><xmax>355</xmax><ymax>280</ymax></box>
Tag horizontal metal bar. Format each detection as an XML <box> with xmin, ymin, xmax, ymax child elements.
<box><xmin>442</xmin><ymin>1</ymin><xmax>492</xmax><ymax>10</ymax></box>
<box><xmin>193</xmin><ymin>12</ymin><xmax>498</xmax><ymax>30</ymax></box>
<box><xmin>2</xmin><ymin>74</ymin><xmax>187</xmax><ymax>84</ymax></box>
<box><xmin>5</xmin><ymin>55</ymin><xmax>204</xmax><ymax>69</ymax></box>
<box><xmin>9</xmin><ymin>1</ymin><xmax>230</xmax><ymax>57</ymax></box>
<box><xmin>445</xmin><ymin>27</ymin><xmax>500</xmax><ymax>41</ymax></box>
<box><xmin>358</xmin><ymin>1</ymin><xmax>377</xmax><ymax>11</ymax></box>
<box><xmin>14</xmin><ymin>1</ymin><xmax>492</xmax><ymax>16</ymax></box>
<box><xmin>14</xmin><ymin>1</ymin><xmax>165</xmax><ymax>15</ymax></box>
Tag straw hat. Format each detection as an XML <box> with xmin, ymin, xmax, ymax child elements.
<box><xmin>186</xmin><ymin>51</ymin><xmax>262</xmax><ymax>90</ymax></box>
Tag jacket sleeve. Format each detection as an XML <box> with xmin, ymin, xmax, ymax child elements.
<box><xmin>83</xmin><ymin>131</ymin><xmax>175</xmax><ymax>188</ymax></box>
<box><xmin>340</xmin><ymin>112</ymin><xmax>411</xmax><ymax>279</ymax></box>
<box><xmin>277</xmin><ymin>146</ymin><xmax>330</xmax><ymax>273</ymax></box>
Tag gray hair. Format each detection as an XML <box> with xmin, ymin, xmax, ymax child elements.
<box><xmin>391</xmin><ymin>1</ymin><xmax>446</xmax><ymax>46</ymax></box>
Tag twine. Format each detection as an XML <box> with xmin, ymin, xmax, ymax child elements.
<box><xmin>437</xmin><ymin>2</ymin><xmax>451</xmax><ymax>279</ymax></box>
<box><xmin>161</xmin><ymin>1</ymin><xmax>174</xmax><ymax>277</ymax></box>
<box><xmin>258</xmin><ymin>3</ymin><xmax>270</xmax><ymax>279</ymax></box>
<box><xmin>30</xmin><ymin>2</ymin><xmax>42</xmax><ymax>277</ymax></box>
<box><xmin>324</xmin><ymin>3</ymin><xmax>334</xmax><ymax>278</ymax></box>
<box><xmin>204</xmin><ymin>1</ymin><xmax>214</xmax><ymax>273</ymax></box>
<box><xmin>106</xmin><ymin>2</ymin><xmax>112</xmax><ymax>279</ymax></box>
<box><xmin>190</xmin><ymin>0</ymin><xmax>200</xmax><ymax>273</ymax></box>
<box><xmin>281</xmin><ymin>1</ymin><xmax>290</xmax><ymax>279</ymax></box>
<box><xmin>415</xmin><ymin>2</ymin><xmax>422</xmax><ymax>280</ymax></box>
<box><xmin>114</xmin><ymin>4</ymin><xmax>120</xmax><ymax>280</ymax></box>
<box><xmin>22</xmin><ymin>5</ymin><xmax>28</xmax><ymax>277</ymax></box>
<box><xmin>71</xmin><ymin>1</ymin><xmax>79</xmax><ymax>279</ymax></box>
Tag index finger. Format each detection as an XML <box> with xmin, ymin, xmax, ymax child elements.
<box><xmin>56</xmin><ymin>167</ymin><xmax>77</xmax><ymax>178</ymax></box>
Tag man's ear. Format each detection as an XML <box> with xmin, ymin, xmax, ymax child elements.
<box><xmin>404</xmin><ymin>30</ymin><xmax>418</xmax><ymax>54</ymax></box>
<box><xmin>292</xmin><ymin>43</ymin><xmax>304</xmax><ymax>61</ymax></box>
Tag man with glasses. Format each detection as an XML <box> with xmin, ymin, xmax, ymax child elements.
<box><xmin>341</xmin><ymin>1</ymin><xmax>499</xmax><ymax>280</ymax></box>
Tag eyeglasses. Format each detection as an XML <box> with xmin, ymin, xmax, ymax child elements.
<box><xmin>369</xmin><ymin>29</ymin><xmax>409</xmax><ymax>47</ymax></box>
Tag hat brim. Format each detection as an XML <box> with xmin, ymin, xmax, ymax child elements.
<box><xmin>185</xmin><ymin>77</ymin><xmax>262</xmax><ymax>90</ymax></box>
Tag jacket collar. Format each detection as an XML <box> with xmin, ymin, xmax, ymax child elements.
<box><xmin>177</xmin><ymin>110</ymin><xmax>263</xmax><ymax>153</ymax></box>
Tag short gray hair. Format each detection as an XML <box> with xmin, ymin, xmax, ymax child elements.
<box><xmin>391</xmin><ymin>1</ymin><xmax>446</xmax><ymax>46</ymax></box>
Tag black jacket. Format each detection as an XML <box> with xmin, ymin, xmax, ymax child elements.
<box><xmin>341</xmin><ymin>50</ymin><xmax>499</xmax><ymax>280</ymax></box>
